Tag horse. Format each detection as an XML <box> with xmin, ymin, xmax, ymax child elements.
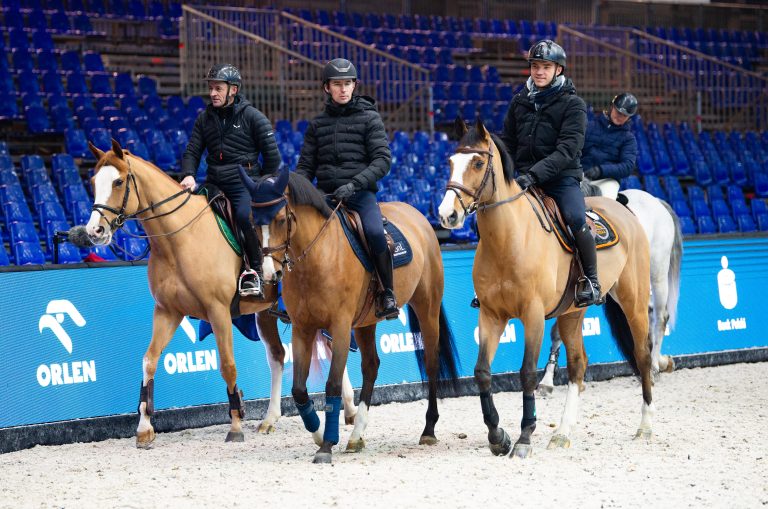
<box><xmin>83</xmin><ymin>139</ymin><xmax>357</xmax><ymax>448</ymax></box>
<box><xmin>240</xmin><ymin>165</ymin><xmax>460</xmax><ymax>464</ymax></box>
<box><xmin>538</xmin><ymin>185</ymin><xmax>683</xmax><ymax>394</ymax></box>
<box><xmin>437</xmin><ymin>118</ymin><xmax>653</xmax><ymax>458</ymax></box>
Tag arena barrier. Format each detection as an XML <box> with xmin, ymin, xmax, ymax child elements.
<box><xmin>2</xmin><ymin>236</ymin><xmax>768</xmax><ymax>453</ymax></box>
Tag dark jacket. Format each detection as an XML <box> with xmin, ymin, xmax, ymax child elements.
<box><xmin>296</xmin><ymin>95</ymin><xmax>391</xmax><ymax>193</ymax></box>
<box><xmin>580</xmin><ymin>112</ymin><xmax>638</xmax><ymax>180</ymax></box>
<box><xmin>500</xmin><ymin>78</ymin><xmax>587</xmax><ymax>184</ymax></box>
<box><xmin>181</xmin><ymin>95</ymin><xmax>281</xmax><ymax>180</ymax></box>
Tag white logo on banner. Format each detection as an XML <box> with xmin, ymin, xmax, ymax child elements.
<box><xmin>474</xmin><ymin>321</ymin><xmax>516</xmax><ymax>344</ymax></box>
<box><xmin>163</xmin><ymin>317</ymin><xmax>217</xmax><ymax>375</ymax></box>
<box><xmin>37</xmin><ymin>300</ymin><xmax>96</xmax><ymax>387</ymax></box>
<box><xmin>582</xmin><ymin>317</ymin><xmax>601</xmax><ymax>336</ymax></box>
<box><xmin>716</xmin><ymin>256</ymin><xmax>747</xmax><ymax>332</ymax></box>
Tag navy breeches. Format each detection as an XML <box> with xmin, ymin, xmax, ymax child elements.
<box><xmin>539</xmin><ymin>176</ymin><xmax>586</xmax><ymax>232</ymax></box>
<box><xmin>209</xmin><ymin>171</ymin><xmax>253</xmax><ymax>232</ymax></box>
<box><xmin>345</xmin><ymin>190</ymin><xmax>388</xmax><ymax>255</ymax></box>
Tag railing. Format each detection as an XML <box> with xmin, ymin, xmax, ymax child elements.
<box><xmin>559</xmin><ymin>25</ymin><xmax>768</xmax><ymax>132</ymax></box>
<box><xmin>180</xmin><ymin>6</ymin><xmax>433</xmax><ymax>134</ymax></box>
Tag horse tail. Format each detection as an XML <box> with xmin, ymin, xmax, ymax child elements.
<box><xmin>409</xmin><ymin>304</ymin><xmax>461</xmax><ymax>393</ymax></box>
<box><xmin>660</xmin><ymin>199</ymin><xmax>683</xmax><ymax>331</ymax></box>
<box><xmin>603</xmin><ymin>295</ymin><xmax>640</xmax><ymax>375</ymax></box>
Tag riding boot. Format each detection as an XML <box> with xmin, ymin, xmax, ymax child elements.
<box><xmin>239</xmin><ymin>227</ymin><xmax>264</xmax><ymax>298</ymax></box>
<box><xmin>573</xmin><ymin>223</ymin><xmax>604</xmax><ymax>307</ymax></box>
<box><xmin>373</xmin><ymin>250</ymin><xmax>399</xmax><ymax>320</ymax></box>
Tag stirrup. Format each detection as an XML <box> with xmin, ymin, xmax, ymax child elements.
<box><xmin>574</xmin><ymin>278</ymin><xmax>603</xmax><ymax>308</ymax></box>
<box><xmin>375</xmin><ymin>291</ymin><xmax>399</xmax><ymax>320</ymax></box>
<box><xmin>239</xmin><ymin>269</ymin><xmax>263</xmax><ymax>298</ymax></box>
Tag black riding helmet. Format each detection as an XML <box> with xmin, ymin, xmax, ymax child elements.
<box><xmin>612</xmin><ymin>92</ymin><xmax>638</xmax><ymax>117</ymax></box>
<box><xmin>204</xmin><ymin>63</ymin><xmax>241</xmax><ymax>108</ymax></box>
<box><xmin>322</xmin><ymin>58</ymin><xmax>357</xmax><ymax>83</ymax></box>
<box><xmin>527</xmin><ymin>40</ymin><xmax>567</xmax><ymax>68</ymax></box>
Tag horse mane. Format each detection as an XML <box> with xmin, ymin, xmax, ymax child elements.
<box><xmin>459</xmin><ymin>128</ymin><xmax>515</xmax><ymax>184</ymax></box>
<box><xmin>287</xmin><ymin>172</ymin><xmax>334</xmax><ymax>218</ymax></box>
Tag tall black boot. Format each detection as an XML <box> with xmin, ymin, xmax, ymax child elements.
<box><xmin>573</xmin><ymin>223</ymin><xmax>603</xmax><ymax>307</ymax></box>
<box><xmin>239</xmin><ymin>227</ymin><xmax>263</xmax><ymax>298</ymax></box>
<box><xmin>373</xmin><ymin>250</ymin><xmax>398</xmax><ymax>319</ymax></box>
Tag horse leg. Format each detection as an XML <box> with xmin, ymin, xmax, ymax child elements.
<box><xmin>136</xmin><ymin>305</ymin><xmax>182</xmax><ymax>449</ymax></box>
<box><xmin>410</xmin><ymin>300</ymin><xmax>443</xmax><ymax>446</ymax></box>
<box><xmin>474</xmin><ymin>310</ymin><xmax>509</xmax><ymax>456</ymax></box>
<box><xmin>511</xmin><ymin>311</ymin><xmax>545</xmax><ymax>459</ymax></box>
<box><xmin>290</xmin><ymin>325</ymin><xmax>323</xmax><ymax>447</ymax></box>
<box><xmin>318</xmin><ymin>336</ymin><xmax>358</xmax><ymax>424</ymax></box>
<box><xmin>537</xmin><ymin>325</ymin><xmax>562</xmax><ymax>397</ymax></box>
<box><xmin>255</xmin><ymin>311</ymin><xmax>285</xmax><ymax>433</ymax></box>
<box><xmin>346</xmin><ymin>325</ymin><xmax>378</xmax><ymax>453</ymax></box>
<box><xmin>313</xmin><ymin>321</ymin><xmax>353</xmax><ymax>464</ymax></box>
<box><xmin>650</xmin><ymin>277</ymin><xmax>674</xmax><ymax>376</ymax></box>
<box><xmin>548</xmin><ymin>310</ymin><xmax>588</xmax><ymax>450</ymax></box>
<box><xmin>206</xmin><ymin>307</ymin><xmax>246</xmax><ymax>442</ymax></box>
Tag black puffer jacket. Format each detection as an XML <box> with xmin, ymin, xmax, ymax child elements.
<box><xmin>181</xmin><ymin>95</ymin><xmax>281</xmax><ymax>180</ymax></box>
<box><xmin>500</xmin><ymin>78</ymin><xmax>587</xmax><ymax>184</ymax></box>
<box><xmin>296</xmin><ymin>95</ymin><xmax>391</xmax><ymax>193</ymax></box>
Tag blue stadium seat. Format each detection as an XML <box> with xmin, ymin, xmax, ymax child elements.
<box><xmin>691</xmin><ymin>199</ymin><xmax>711</xmax><ymax>220</ymax></box>
<box><xmin>91</xmin><ymin>74</ymin><xmax>114</xmax><ymax>95</ymax></box>
<box><xmin>65</xmin><ymin>128</ymin><xmax>90</xmax><ymax>158</ymax></box>
<box><xmin>114</xmin><ymin>73</ymin><xmax>135</xmax><ymax>96</ymax></box>
<box><xmin>679</xmin><ymin>216</ymin><xmax>696</xmax><ymax>235</ymax></box>
<box><xmin>13</xmin><ymin>241</ymin><xmax>46</xmax><ymax>265</ymax></box>
<box><xmin>32</xmin><ymin>30</ymin><xmax>54</xmax><ymax>51</ymax></box>
<box><xmin>751</xmin><ymin>199</ymin><xmax>767</xmax><ymax>219</ymax></box>
<box><xmin>697</xmin><ymin>215</ymin><xmax>716</xmax><ymax>234</ymax></box>
<box><xmin>39</xmin><ymin>201</ymin><xmax>68</xmax><ymax>226</ymax></box>
<box><xmin>152</xmin><ymin>141</ymin><xmax>176</xmax><ymax>171</ymax></box>
<box><xmin>89</xmin><ymin>128</ymin><xmax>112</xmax><ymax>152</ymax></box>
<box><xmin>50</xmin><ymin>10</ymin><xmax>71</xmax><ymax>33</ymax></box>
<box><xmin>122</xmin><ymin>237</ymin><xmax>149</xmax><ymax>260</ymax></box>
<box><xmin>717</xmin><ymin>215</ymin><xmax>737</xmax><ymax>233</ymax></box>
<box><xmin>138</xmin><ymin>76</ymin><xmax>158</xmax><ymax>96</ymax></box>
<box><xmin>0</xmin><ymin>244</ymin><xmax>9</xmax><ymax>266</ymax></box>
<box><xmin>83</xmin><ymin>52</ymin><xmax>105</xmax><ymax>72</ymax></box>
<box><xmin>74</xmin><ymin>13</ymin><xmax>94</xmax><ymax>34</ymax></box>
<box><xmin>71</xmin><ymin>200</ymin><xmax>92</xmax><ymax>224</ymax></box>
<box><xmin>671</xmin><ymin>199</ymin><xmax>691</xmax><ymax>218</ymax></box>
<box><xmin>10</xmin><ymin>222</ymin><xmax>39</xmax><ymax>244</ymax></box>
<box><xmin>736</xmin><ymin>214</ymin><xmax>757</xmax><ymax>232</ymax></box>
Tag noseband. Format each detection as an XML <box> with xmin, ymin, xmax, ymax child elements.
<box><xmin>252</xmin><ymin>195</ymin><xmax>295</xmax><ymax>272</ymax></box>
<box><xmin>445</xmin><ymin>143</ymin><xmax>497</xmax><ymax>215</ymax></box>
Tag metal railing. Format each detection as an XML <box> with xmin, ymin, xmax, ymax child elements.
<box><xmin>181</xmin><ymin>6</ymin><xmax>433</xmax><ymax>134</ymax></box>
<box><xmin>559</xmin><ymin>25</ymin><xmax>768</xmax><ymax>132</ymax></box>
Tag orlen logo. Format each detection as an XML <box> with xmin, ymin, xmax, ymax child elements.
<box><xmin>163</xmin><ymin>317</ymin><xmax>218</xmax><ymax>375</ymax></box>
<box><xmin>582</xmin><ymin>317</ymin><xmax>601</xmax><ymax>337</ymax></box>
<box><xmin>474</xmin><ymin>321</ymin><xmax>516</xmax><ymax>344</ymax></box>
<box><xmin>380</xmin><ymin>308</ymin><xmax>424</xmax><ymax>354</ymax></box>
<box><xmin>37</xmin><ymin>300</ymin><xmax>96</xmax><ymax>387</ymax></box>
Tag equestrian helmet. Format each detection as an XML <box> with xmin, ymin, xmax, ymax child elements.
<box><xmin>612</xmin><ymin>92</ymin><xmax>639</xmax><ymax>117</ymax></box>
<box><xmin>322</xmin><ymin>58</ymin><xmax>357</xmax><ymax>83</ymax></box>
<box><xmin>204</xmin><ymin>63</ymin><xmax>242</xmax><ymax>87</ymax></box>
<box><xmin>527</xmin><ymin>40</ymin><xmax>567</xmax><ymax>68</ymax></box>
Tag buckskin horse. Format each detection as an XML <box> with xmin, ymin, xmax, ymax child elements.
<box><xmin>240</xmin><ymin>164</ymin><xmax>459</xmax><ymax>464</ymax></box>
<box><xmin>84</xmin><ymin>139</ymin><xmax>337</xmax><ymax>448</ymax></box>
<box><xmin>437</xmin><ymin>119</ymin><xmax>654</xmax><ymax>458</ymax></box>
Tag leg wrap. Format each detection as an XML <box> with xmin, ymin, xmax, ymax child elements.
<box><xmin>322</xmin><ymin>396</ymin><xmax>343</xmax><ymax>445</ymax></box>
<box><xmin>227</xmin><ymin>384</ymin><xmax>245</xmax><ymax>419</ymax></box>
<box><xmin>479</xmin><ymin>390</ymin><xmax>499</xmax><ymax>428</ymax></box>
<box><xmin>138</xmin><ymin>379</ymin><xmax>154</xmax><ymax>415</ymax></box>
<box><xmin>521</xmin><ymin>393</ymin><xmax>537</xmax><ymax>430</ymax></box>
<box><xmin>296</xmin><ymin>400</ymin><xmax>320</xmax><ymax>433</ymax></box>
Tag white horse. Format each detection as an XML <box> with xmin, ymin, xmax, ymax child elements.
<box><xmin>538</xmin><ymin>185</ymin><xmax>683</xmax><ymax>395</ymax></box>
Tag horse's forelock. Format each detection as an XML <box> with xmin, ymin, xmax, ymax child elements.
<box><xmin>287</xmin><ymin>172</ymin><xmax>333</xmax><ymax>218</ymax></box>
<box><xmin>458</xmin><ymin>127</ymin><xmax>515</xmax><ymax>184</ymax></box>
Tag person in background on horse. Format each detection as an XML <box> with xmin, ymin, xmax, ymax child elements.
<box><xmin>581</xmin><ymin>93</ymin><xmax>639</xmax><ymax>200</ymax></box>
<box><xmin>500</xmin><ymin>40</ymin><xmax>603</xmax><ymax>307</ymax></box>
<box><xmin>295</xmin><ymin>58</ymin><xmax>398</xmax><ymax>320</ymax></box>
<box><xmin>180</xmin><ymin>63</ymin><xmax>281</xmax><ymax>298</ymax></box>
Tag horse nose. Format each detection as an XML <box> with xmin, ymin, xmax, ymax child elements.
<box><xmin>94</xmin><ymin>225</ymin><xmax>104</xmax><ymax>235</ymax></box>
<box><xmin>442</xmin><ymin>210</ymin><xmax>458</xmax><ymax>228</ymax></box>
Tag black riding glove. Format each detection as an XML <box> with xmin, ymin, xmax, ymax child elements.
<box><xmin>583</xmin><ymin>166</ymin><xmax>602</xmax><ymax>180</ymax></box>
<box><xmin>515</xmin><ymin>173</ymin><xmax>535</xmax><ymax>190</ymax></box>
<box><xmin>333</xmin><ymin>182</ymin><xmax>358</xmax><ymax>201</ymax></box>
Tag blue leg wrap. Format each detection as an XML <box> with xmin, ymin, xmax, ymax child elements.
<box><xmin>322</xmin><ymin>396</ymin><xmax>342</xmax><ymax>445</ymax></box>
<box><xmin>296</xmin><ymin>400</ymin><xmax>320</xmax><ymax>433</ymax></box>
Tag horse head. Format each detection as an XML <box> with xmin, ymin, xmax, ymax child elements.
<box><xmin>85</xmin><ymin>138</ymin><xmax>137</xmax><ymax>245</ymax></box>
<box><xmin>438</xmin><ymin>117</ymin><xmax>499</xmax><ymax>229</ymax></box>
<box><xmin>239</xmin><ymin>164</ymin><xmax>290</xmax><ymax>283</ymax></box>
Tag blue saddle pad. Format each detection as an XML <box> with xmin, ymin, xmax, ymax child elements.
<box><xmin>337</xmin><ymin>210</ymin><xmax>413</xmax><ymax>273</ymax></box>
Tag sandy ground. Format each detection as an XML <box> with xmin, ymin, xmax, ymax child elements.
<box><xmin>2</xmin><ymin>362</ymin><xmax>767</xmax><ymax>509</ymax></box>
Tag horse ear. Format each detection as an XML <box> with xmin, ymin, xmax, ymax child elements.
<box><xmin>453</xmin><ymin>116</ymin><xmax>468</xmax><ymax>139</ymax></box>
<box><xmin>274</xmin><ymin>164</ymin><xmax>289</xmax><ymax>192</ymax></box>
<box><xmin>88</xmin><ymin>141</ymin><xmax>105</xmax><ymax>160</ymax></box>
<box><xmin>111</xmin><ymin>138</ymin><xmax>124</xmax><ymax>160</ymax></box>
<box><xmin>238</xmin><ymin>165</ymin><xmax>259</xmax><ymax>197</ymax></box>
<box><xmin>475</xmin><ymin>117</ymin><xmax>488</xmax><ymax>139</ymax></box>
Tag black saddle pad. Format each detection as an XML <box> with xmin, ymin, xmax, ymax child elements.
<box><xmin>336</xmin><ymin>210</ymin><xmax>413</xmax><ymax>273</ymax></box>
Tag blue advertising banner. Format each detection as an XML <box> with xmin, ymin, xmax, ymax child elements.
<box><xmin>2</xmin><ymin>237</ymin><xmax>768</xmax><ymax>428</ymax></box>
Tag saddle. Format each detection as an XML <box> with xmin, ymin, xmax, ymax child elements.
<box><xmin>528</xmin><ymin>187</ymin><xmax>620</xmax><ymax>318</ymax></box>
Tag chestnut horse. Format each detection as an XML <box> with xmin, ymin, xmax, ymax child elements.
<box><xmin>84</xmin><ymin>140</ymin><xmax>356</xmax><ymax>447</ymax></box>
<box><xmin>437</xmin><ymin>119</ymin><xmax>654</xmax><ymax>458</ymax></box>
<box><xmin>241</xmin><ymin>166</ymin><xmax>460</xmax><ymax>464</ymax></box>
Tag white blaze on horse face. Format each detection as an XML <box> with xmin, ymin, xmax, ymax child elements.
<box><xmin>438</xmin><ymin>153</ymin><xmax>474</xmax><ymax>229</ymax></box>
<box><xmin>86</xmin><ymin>165</ymin><xmax>120</xmax><ymax>242</ymax></box>
<box><xmin>261</xmin><ymin>224</ymin><xmax>277</xmax><ymax>281</ymax></box>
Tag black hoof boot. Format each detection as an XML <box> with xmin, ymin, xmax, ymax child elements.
<box><xmin>470</xmin><ymin>296</ymin><xmax>480</xmax><ymax>308</ymax></box>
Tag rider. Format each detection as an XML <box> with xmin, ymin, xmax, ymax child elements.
<box><xmin>295</xmin><ymin>58</ymin><xmax>398</xmax><ymax>320</ymax></box>
<box><xmin>180</xmin><ymin>63</ymin><xmax>281</xmax><ymax>298</ymax></box>
<box><xmin>500</xmin><ymin>40</ymin><xmax>603</xmax><ymax>307</ymax></box>
<box><xmin>581</xmin><ymin>92</ymin><xmax>639</xmax><ymax>200</ymax></box>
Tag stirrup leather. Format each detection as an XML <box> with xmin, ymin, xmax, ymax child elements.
<box><xmin>239</xmin><ymin>269</ymin><xmax>263</xmax><ymax>297</ymax></box>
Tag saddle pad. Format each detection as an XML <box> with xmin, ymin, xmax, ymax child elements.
<box><xmin>336</xmin><ymin>210</ymin><xmax>413</xmax><ymax>273</ymax></box>
<box><xmin>552</xmin><ymin>209</ymin><xmax>620</xmax><ymax>253</ymax></box>
<box><xmin>196</xmin><ymin>186</ymin><xmax>242</xmax><ymax>256</ymax></box>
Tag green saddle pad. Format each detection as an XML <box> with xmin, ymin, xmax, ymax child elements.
<box><xmin>196</xmin><ymin>187</ymin><xmax>242</xmax><ymax>257</ymax></box>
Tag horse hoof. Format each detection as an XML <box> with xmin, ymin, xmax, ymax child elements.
<box><xmin>536</xmin><ymin>384</ymin><xmax>554</xmax><ymax>398</ymax></box>
<box><xmin>345</xmin><ymin>414</ymin><xmax>356</xmax><ymax>425</ymax></box>
<box><xmin>419</xmin><ymin>435</ymin><xmax>438</xmax><ymax>446</ymax></box>
<box><xmin>664</xmin><ymin>356</ymin><xmax>675</xmax><ymax>373</ymax></box>
<box><xmin>313</xmin><ymin>452</ymin><xmax>332</xmax><ymax>464</ymax></box>
<box><xmin>489</xmin><ymin>428</ymin><xmax>512</xmax><ymax>456</ymax></box>
<box><xmin>225</xmin><ymin>431</ymin><xmax>245</xmax><ymax>442</ymax></box>
<box><xmin>634</xmin><ymin>428</ymin><xmax>652</xmax><ymax>441</ymax></box>
<box><xmin>257</xmin><ymin>421</ymin><xmax>276</xmax><ymax>434</ymax></box>
<box><xmin>547</xmin><ymin>434</ymin><xmax>571</xmax><ymax>450</ymax></box>
<box><xmin>511</xmin><ymin>443</ymin><xmax>533</xmax><ymax>459</ymax></box>
<box><xmin>135</xmin><ymin>429</ymin><xmax>155</xmax><ymax>449</ymax></box>
<box><xmin>346</xmin><ymin>438</ymin><xmax>365</xmax><ymax>452</ymax></box>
